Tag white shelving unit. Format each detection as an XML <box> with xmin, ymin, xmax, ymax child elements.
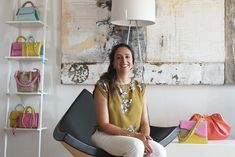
<box><xmin>3</xmin><ymin>0</ymin><xmax>48</xmax><ymax>157</ymax></box>
<box><xmin>5</xmin><ymin>20</ymin><xmax>47</xmax><ymax>27</ymax></box>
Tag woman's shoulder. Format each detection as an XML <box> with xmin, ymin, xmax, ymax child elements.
<box><xmin>132</xmin><ymin>79</ymin><xmax>146</xmax><ymax>92</ymax></box>
<box><xmin>96</xmin><ymin>79</ymin><xmax>110</xmax><ymax>93</ymax></box>
<box><xmin>96</xmin><ymin>79</ymin><xmax>110</xmax><ymax>86</ymax></box>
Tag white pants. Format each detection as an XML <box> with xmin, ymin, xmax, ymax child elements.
<box><xmin>91</xmin><ymin>130</ymin><xmax>167</xmax><ymax>157</ymax></box>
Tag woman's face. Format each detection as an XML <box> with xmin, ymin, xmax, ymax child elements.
<box><xmin>113</xmin><ymin>46</ymin><xmax>133</xmax><ymax>73</ymax></box>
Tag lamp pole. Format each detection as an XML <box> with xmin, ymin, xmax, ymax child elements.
<box><xmin>111</xmin><ymin>0</ymin><xmax>156</xmax><ymax>83</ymax></box>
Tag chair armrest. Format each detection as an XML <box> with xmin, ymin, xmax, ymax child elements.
<box><xmin>150</xmin><ymin>126</ymin><xmax>180</xmax><ymax>147</ymax></box>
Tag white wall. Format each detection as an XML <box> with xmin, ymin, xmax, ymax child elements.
<box><xmin>0</xmin><ymin>0</ymin><xmax>234</xmax><ymax>157</ymax></box>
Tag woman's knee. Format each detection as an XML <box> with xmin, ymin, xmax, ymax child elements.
<box><xmin>149</xmin><ymin>141</ymin><xmax>167</xmax><ymax>157</ymax></box>
<box><xmin>125</xmin><ymin>138</ymin><xmax>145</xmax><ymax>156</ymax></box>
<box><xmin>131</xmin><ymin>138</ymin><xmax>145</xmax><ymax>151</ymax></box>
<box><xmin>156</xmin><ymin>145</ymin><xmax>167</xmax><ymax>157</ymax></box>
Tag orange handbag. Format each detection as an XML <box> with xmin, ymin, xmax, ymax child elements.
<box><xmin>190</xmin><ymin>113</ymin><xmax>231</xmax><ymax>140</ymax></box>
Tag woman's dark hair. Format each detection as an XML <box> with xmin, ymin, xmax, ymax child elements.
<box><xmin>99</xmin><ymin>43</ymin><xmax>135</xmax><ymax>93</ymax></box>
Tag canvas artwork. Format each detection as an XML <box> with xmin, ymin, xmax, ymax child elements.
<box><xmin>61</xmin><ymin>0</ymin><xmax>225</xmax><ymax>85</ymax></box>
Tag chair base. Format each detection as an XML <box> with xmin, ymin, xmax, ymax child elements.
<box><xmin>61</xmin><ymin>142</ymin><xmax>94</xmax><ymax>157</ymax></box>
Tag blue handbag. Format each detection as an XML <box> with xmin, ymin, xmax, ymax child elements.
<box><xmin>16</xmin><ymin>1</ymin><xmax>40</xmax><ymax>21</ymax></box>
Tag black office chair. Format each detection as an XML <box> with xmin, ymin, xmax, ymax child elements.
<box><xmin>53</xmin><ymin>89</ymin><xmax>179</xmax><ymax>157</ymax></box>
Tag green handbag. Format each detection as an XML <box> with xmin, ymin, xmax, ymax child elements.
<box><xmin>16</xmin><ymin>1</ymin><xmax>40</xmax><ymax>21</ymax></box>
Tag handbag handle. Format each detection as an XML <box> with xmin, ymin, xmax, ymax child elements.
<box><xmin>21</xmin><ymin>1</ymin><xmax>36</xmax><ymax>8</ymax></box>
<box><xmin>14</xmin><ymin>104</ymin><xmax>25</xmax><ymax>111</ymax></box>
<box><xmin>16</xmin><ymin>36</ymin><xmax>26</xmax><ymax>42</ymax></box>
<box><xmin>21</xmin><ymin>105</ymin><xmax>36</xmax><ymax>128</ymax></box>
<box><xmin>26</xmin><ymin>35</ymin><xmax>38</xmax><ymax>56</ymax></box>
<box><xmin>178</xmin><ymin>118</ymin><xmax>204</xmax><ymax>143</ymax></box>
<box><xmin>14</xmin><ymin>68</ymin><xmax>40</xmax><ymax>88</ymax></box>
<box><xmin>27</xmin><ymin>35</ymin><xmax>35</xmax><ymax>42</ymax></box>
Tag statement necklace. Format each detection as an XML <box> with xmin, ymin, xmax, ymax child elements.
<box><xmin>117</xmin><ymin>80</ymin><xmax>135</xmax><ymax>114</ymax></box>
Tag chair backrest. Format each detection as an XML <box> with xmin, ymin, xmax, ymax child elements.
<box><xmin>56</xmin><ymin>89</ymin><xmax>96</xmax><ymax>145</ymax></box>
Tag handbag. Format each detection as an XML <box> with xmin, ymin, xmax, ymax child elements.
<box><xmin>178</xmin><ymin>118</ymin><xmax>208</xmax><ymax>144</ymax></box>
<box><xmin>9</xmin><ymin>104</ymin><xmax>25</xmax><ymax>128</ymax></box>
<box><xmin>18</xmin><ymin>105</ymin><xmax>39</xmax><ymax>128</ymax></box>
<box><xmin>14</xmin><ymin>68</ymin><xmax>40</xmax><ymax>92</ymax></box>
<box><xmin>10</xmin><ymin>36</ymin><xmax>26</xmax><ymax>56</ymax></box>
<box><xmin>23</xmin><ymin>35</ymin><xmax>43</xmax><ymax>56</ymax></box>
<box><xmin>16</xmin><ymin>1</ymin><xmax>40</xmax><ymax>21</ymax></box>
<box><xmin>190</xmin><ymin>113</ymin><xmax>231</xmax><ymax>140</ymax></box>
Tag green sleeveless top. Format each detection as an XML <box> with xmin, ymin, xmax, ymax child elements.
<box><xmin>96</xmin><ymin>79</ymin><xmax>146</xmax><ymax>132</ymax></box>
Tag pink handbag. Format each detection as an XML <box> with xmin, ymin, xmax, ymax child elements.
<box><xmin>178</xmin><ymin>118</ymin><xmax>208</xmax><ymax>144</ymax></box>
<box><xmin>18</xmin><ymin>106</ymin><xmax>39</xmax><ymax>128</ymax></box>
<box><xmin>10</xmin><ymin>36</ymin><xmax>26</xmax><ymax>56</ymax></box>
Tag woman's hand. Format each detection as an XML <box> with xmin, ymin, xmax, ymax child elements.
<box><xmin>143</xmin><ymin>138</ymin><xmax>153</xmax><ymax>156</ymax></box>
<box><xmin>133</xmin><ymin>132</ymin><xmax>153</xmax><ymax>156</ymax></box>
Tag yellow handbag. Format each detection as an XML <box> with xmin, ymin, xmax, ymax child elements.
<box><xmin>9</xmin><ymin>104</ymin><xmax>25</xmax><ymax>128</ymax></box>
<box><xmin>22</xmin><ymin>35</ymin><xmax>43</xmax><ymax>56</ymax></box>
<box><xmin>178</xmin><ymin>118</ymin><xmax>208</xmax><ymax>144</ymax></box>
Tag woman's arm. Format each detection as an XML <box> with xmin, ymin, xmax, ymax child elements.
<box><xmin>94</xmin><ymin>87</ymin><xmax>122</xmax><ymax>135</ymax></box>
<box><xmin>140</xmin><ymin>89</ymin><xmax>150</xmax><ymax>136</ymax></box>
<box><xmin>139</xmin><ymin>88</ymin><xmax>154</xmax><ymax>155</ymax></box>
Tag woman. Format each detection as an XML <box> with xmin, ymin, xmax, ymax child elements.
<box><xmin>91</xmin><ymin>43</ymin><xmax>166</xmax><ymax>157</ymax></box>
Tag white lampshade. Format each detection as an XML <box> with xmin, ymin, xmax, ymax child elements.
<box><xmin>111</xmin><ymin>0</ymin><xmax>156</xmax><ymax>26</ymax></box>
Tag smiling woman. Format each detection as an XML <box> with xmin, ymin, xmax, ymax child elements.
<box><xmin>91</xmin><ymin>43</ymin><xmax>167</xmax><ymax>157</ymax></box>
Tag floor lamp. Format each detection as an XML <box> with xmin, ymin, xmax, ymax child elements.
<box><xmin>110</xmin><ymin>0</ymin><xmax>156</xmax><ymax>82</ymax></box>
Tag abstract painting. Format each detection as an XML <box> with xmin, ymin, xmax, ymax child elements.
<box><xmin>61</xmin><ymin>0</ymin><xmax>225</xmax><ymax>85</ymax></box>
